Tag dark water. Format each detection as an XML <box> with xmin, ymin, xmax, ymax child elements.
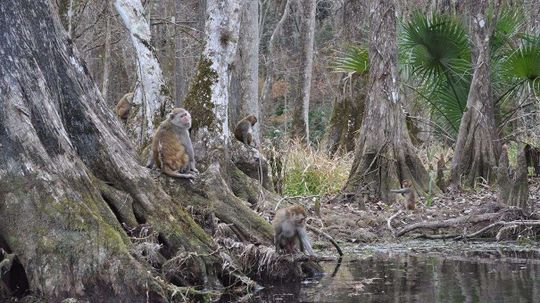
<box><xmin>251</xmin><ymin>241</ymin><xmax>540</xmax><ymax>303</ymax></box>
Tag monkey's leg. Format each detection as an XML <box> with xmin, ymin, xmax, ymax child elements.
<box><xmin>161</xmin><ymin>165</ymin><xmax>195</xmax><ymax>179</ymax></box>
<box><xmin>274</xmin><ymin>234</ymin><xmax>283</xmax><ymax>252</ymax></box>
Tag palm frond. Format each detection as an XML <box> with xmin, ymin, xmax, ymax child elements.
<box><xmin>331</xmin><ymin>46</ymin><xmax>369</xmax><ymax>74</ymax></box>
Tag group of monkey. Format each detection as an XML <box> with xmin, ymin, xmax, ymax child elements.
<box><xmin>115</xmin><ymin>92</ymin><xmax>313</xmax><ymax>255</ymax></box>
<box><xmin>114</xmin><ymin>92</ymin><xmax>540</xmax><ymax>256</ymax></box>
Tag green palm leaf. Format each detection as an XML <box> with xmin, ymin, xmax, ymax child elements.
<box><xmin>332</xmin><ymin>46</ymin><xmax>369</xmax><ymax>74</ymax></box>
<box><xmin>503</xmin><ymin>37</ymin><xmax>540</xmax><ymax>91</ymax></box>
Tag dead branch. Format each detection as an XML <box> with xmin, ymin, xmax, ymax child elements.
<box><xmin>455</xmin><ymin>220</ymin><xmax>540</xmax><ymax>240</ymax></box>
<box><xmin>395</xmin><ymin>212</ymin><xmax>503</xmax><ymax>237</ymax></box>
<box><xmin>306</xmin><ymin>225</ymin><xmax>343</xmax><ymax>256</ymax></box>
<box><xmin>386</xmin><ymin>209</ymin><xmax>403</xmax><ymax>237</ymax></box>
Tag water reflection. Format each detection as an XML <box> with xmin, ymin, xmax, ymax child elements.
<box><xmin>252</xmin><ymin>242</ymin><xmax>540</xmax><ymax>303</ymax></box>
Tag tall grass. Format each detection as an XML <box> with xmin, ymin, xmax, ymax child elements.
<box><xmin>282</xmin><ymin>141</ymin><xmax>353</xmax><ymax>196</ymax></box>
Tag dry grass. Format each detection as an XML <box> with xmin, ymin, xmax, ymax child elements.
<box><xmin>282</xmin><ymin>141</ymin><xmax>353</xmax><ymax>196</ymax></box>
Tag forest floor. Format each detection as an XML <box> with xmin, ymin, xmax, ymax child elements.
<box><xmin>290</xmin><ymin>179</ymin><xmax>540</xmax><ymax>254</ymax></box>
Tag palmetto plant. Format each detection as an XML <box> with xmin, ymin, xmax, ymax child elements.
<box><xmin>332</xmin><ymin>10</ymin><xmax>540</xmax><ymax>140</ymax></box>
<box><xmin>400</xmin><ymin>12</ymin><xmax>471</xmax><ymax>137</ymax></box>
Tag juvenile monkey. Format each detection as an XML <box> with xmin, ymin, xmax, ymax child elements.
<box><xmin>234</xmin><ymin>115</ymin><xmax>257</xmax><ymax>146</ymax></box>
<box><xmin>390</xmin><ymin>180</ymin><xmax>416</xmax><ymax>210</ymax></box>
<box><xmin>272</xmin><ymin>205</ymin><xmax>315</xmax><ymax>255</ymax></box>
<box><xmin>115</xmin><ymin>92</ymin><xmax>134</xmax><ymax>120</ymax></box>
<box><xmin>524</xmin><ymin>144</ymin><xmax>540</xmax><ymax>176</ymax></box>
<box><xmin>436</xmin><ymin>156</ymin><xmax>446</xmax><ymax>192</ymax></box>
<box><xmin>152</xmin><ymin>108</ymin><xmax>198</xmax><ymax>178</ymax></box>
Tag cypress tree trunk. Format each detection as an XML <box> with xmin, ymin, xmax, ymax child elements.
<box><xmin>0</xmin><ymin>1</ymin><xmax>254</xmax><ymax>300</ymax></box>
<box><xmin>449</xmin><ymin>0</ymin><xmax>501</xmax><ymax>187</ymax></box>
<box><xmin>343</xmin><ymin>0</ymin><xmax>430</xmax><ymax>204</ymax></box>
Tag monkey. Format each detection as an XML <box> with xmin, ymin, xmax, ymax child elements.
<box><xmin>115</xmin><ymin>92</ymin><xmax>134</xmax><ymax>120</ymax></box>
<box><xmin>151</xmin><ymin>108</ymin><xmax>198</xmax><ymax>179</ymax></box>
<box><xmin>390</xmin><ymin>180</ymin><xmax>416</xmax><ymax>210</ymax></box>
<box><xmin>436</xmin><ymin>156</ymin><xmax>446</xmax><ymax>192</ymax></box>
<box><xmin>524</xmin><ymin>144</ymin><xmax>540</xmax><ymax>177</ymax></box>
<box><xmin>234</xmin><ymin>115</ymin><xmax>257</xmax><ymax>146</ymax></box>
<box><xmin>272</xmin><ymin>205</ymin><xmax>315</xmax><ymax>255</ymax></box>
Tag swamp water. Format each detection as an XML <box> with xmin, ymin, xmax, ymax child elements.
<box><xmin>250</xmin><ymin>241</ymin><xmax>540</xmax><ymax>303</ymax></box>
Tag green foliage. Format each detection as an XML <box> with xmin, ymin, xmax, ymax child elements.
<box><xmin>502</xmin><ymin>37</ymin><xmax>540</xmax><ymax>91</ymax></box>
<box><xmin>332</xmin><ymin>46</ymin><xmax>369</xmax><ymax>75</ymax></box>
<box><xmin>400</xmin><ymin>12</ymin><xmax>471</xmax><ymax>137</ymax></box>
<box><xmin>283</xmin><ymin>142</ymin><xmax>352</xmax><ymax>197</ymax></box>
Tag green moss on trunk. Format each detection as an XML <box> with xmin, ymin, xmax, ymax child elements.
<box><xmin>183</xmin><ymin>57</ymin><xmax>218</xmax><ymax>132</ymax></box>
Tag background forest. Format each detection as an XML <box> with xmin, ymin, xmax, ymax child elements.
<box><xmin>1</xmin><ymin>0</ymin><xmax>540</xmax><ymax>302</ymax></box>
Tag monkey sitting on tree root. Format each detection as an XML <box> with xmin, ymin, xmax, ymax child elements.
<box><xmin>115</xmin><ymin>92</ymin><xmax>134</xmax><ymax>120</ymax></box>
<box><xmin>524</xmin><ymin>144</ymin><xmax>540</xmax><ymax>177</ymax></box>
<box><xmin>390</xmin><ymin>180</ymin><xmax>416</xmax><ymax>210</ymax></box>
<box><xmin>272</xmin><ymin>205</ymin><xmax>315</xmax><ymax>256</ymax></box>
<box><xmin>234</xmin><ymin>115</ymin><xmax>257</xmax><ymax>147</ymax></box>
<box><xmin>151</xmin><ymin>108</ymin><xmax>198</xmax><ymax>179</ymax></box>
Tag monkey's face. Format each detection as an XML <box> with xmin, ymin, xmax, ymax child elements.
<box><xmin>248</xmin><ymin>115</ymin><xmax>257</xmax><ymax>125</ymax></box>
<box><xmin>170</xmin><ymin>109</ymin><xmax>192</xmax><ymax>129</ymax></box>
<box><xmin>291</xmin><ymin>213</ymin><xmax>306</xmax><ymax>227</ymax></box>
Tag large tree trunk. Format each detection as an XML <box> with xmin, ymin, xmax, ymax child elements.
<box><xmin>114</xmin><ymin>0</ymin><xmax>173</xmax><ymax>148</ymax></box>
<box><xmin>497</xmin><ymin>146</ymin><xmax>529</xmax><ymax>212</ymax></box>
<box><xmin>449</xmin><ymin>0</ymin><xmax>501</xmax><ymax>187</ymax></box>
<box><xmin>290</xmin><ymin>0</ymin><xmax>316</xmax><ymax>144</ymax></box>
<box><xmin>0</xmin><ymin>1</ymin><xmax>257</xmax><ymax>300</ymax></box>
<box><xmin>230</xmin><ymin>0</ymin><xmax>260</xmax><ymax>141</ymax></box>
<box><xmin>343</xmin><ymin>0</ymin><xmax>430</xmax><ymax>204</ymax></box>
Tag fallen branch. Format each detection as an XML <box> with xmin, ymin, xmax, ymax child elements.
<box><xmin>306</xmin><ymin>225</ymin><xmax>343</xmax><ymax>256</ymax></box>
<box><xmin>386</xmin><ymin>209</ymin><xmax>403</xmax><ymax>237</ymax></box>
<box><xmin>455</xmin><ymin>220</ymin><xmax>540</xmax><ymax>240</ymax></box>
<box><xmin>395</xmin><ymin>212</ymin><xmax>504</xmax><ymax>237</ymax></box>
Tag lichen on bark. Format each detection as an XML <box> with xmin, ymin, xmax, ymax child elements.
<box><xmin>183</xmin><ymin>57</ymin><xmax>218</xmax><ymax>132</ymax></box>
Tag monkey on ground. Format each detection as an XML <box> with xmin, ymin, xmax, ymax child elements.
<box><xmin>115</xmin><ymin>92</ymin><xmax>134</xmax><ymax>120</ymax></box>
<box><xmin>234</xmin><ymin>115</ymin><xmax>257</xmax><ymax>146</ymax></box>
<box><xmin>151</xmin><ymin>108</ymin><xmax>198</xmax><ymax>179</ymax></box>
<box><xmin>390</xmin><ymin>180</ymin><xmax>416</xmax><ymax>210</ymax></box>
<box><xmin>524</xmin><ymin>144</ymin><xmax>540</xmax><ymax>176</ymax></box>
<box><xmin>436</xmin><ymin>156</ymin><xmax>446</xmax><ymax>192</ymax></box>
<box><xmin>272</xmin><ymin>205</ymin><xmax>315</xmax><ymax>255</ymax></box>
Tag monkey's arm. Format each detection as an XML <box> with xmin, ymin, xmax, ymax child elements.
<box><xmin>189</xmin><ymin>159</ymin><xmax>199</xmax><ymax>173</ymax></box>
<box><xmin>161</xmin><ymin>166</ymin><xmax>195</xmax><ymax>179</ymax></box>
<box><xmin>390</xmin><ymin>188</ymin><xmax>410</xmax><ymax>194</ymax></box>
<box><xmin>297</xmin><ymin>227</ymin><xmax>315</xmax><ymax>256</ymax></box>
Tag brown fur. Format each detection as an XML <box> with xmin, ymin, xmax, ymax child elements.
<box><xmin>151</xmin><ymin>108</ymin><xmax>194</xmax><ymax>178</ymax></box>
<box><xmin>115</xmin><ymin>92</ymin><xmax>134</xmax><ymax>120</ymax></box>
<box><xmin>391</xmin><ymin>180</ymin><xmax>416</xmax><ymax>210</ymax></box>
<box><xmin>272</xmin><ymin>205</ymin><xmax>314</xmax><ymax>255</ymax></box>
<box><xmin>524</xmin><ymin>144</ymin><xmax>540</xmax><ymax>176</ymax></box>
<box><xmin>436</xmin><ymin>156</ymin><xmax>446</xmax><ymax>192</ymax></box>
<box><xmin>234</xmin><ymin>115</ymin><xmax>257</xmax><ymax>146</ymax></box>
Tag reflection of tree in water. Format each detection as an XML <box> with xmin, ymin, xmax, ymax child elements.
<box><xmin>255</xmin><ymin>250</ymin><xmax>540</xmax><ymax>303</ymax></box>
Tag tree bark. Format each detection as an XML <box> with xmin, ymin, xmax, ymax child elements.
<box><xmin>290</xmin><ymin>0</ymin><xmax>316</xmax><ymax>144</ymax></box>
<box><xmin>230</xmin><ymin>0</ymin><xmax>260</xmax><ymax>141</ymax></box>
<box><xmin>343</xmin><ymin>0</ymin><xmax>430</xmax><ymax>204</ymax></box>
<box><xmin>114</xmin><ymin>0</ymin><xmax>173</xmax><ymax>148</ymax></box>
<box><xmin>449</xmin><ymin>0</ymin><xmax>501</xmax><ymax>187</ymax></box>
<box><xmin>0</xmin><ymin>1</ymin><xmax>252</xmax><ymax>300</ymax></box>
<box><xmin>497</xmin><ymin>146</ymin><xmax>529</xmax><ymax>212</ymax></box>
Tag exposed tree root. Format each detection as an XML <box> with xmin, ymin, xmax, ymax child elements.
<box><xmin>387</xmin><ymin>209</ymin><xmax>403</xmax><ymax>237</ymax></box>
<box><xmin>395</xmin><ymin>208</ymin><xmax>527</xmax><ymax>238</ymax></box>
<box><xmin>455</xmin><ymin>220</ymin><xmax>540</xmax><ymax>240</ymax></box>
<box><xmin>217</xmin><ymin>237</ymin><xmax>324</xmax><ymax>282</ymax></box>
<box><xmin>306</xmin><ymin>225</ymin><xmax>343</xmax><ymax>256</ymax></box>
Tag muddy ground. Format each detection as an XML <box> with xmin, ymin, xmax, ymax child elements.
<box><xmin>287</xmin><ymin>180</ymin><xmax>540</xmax><ymax>254</ymax></box>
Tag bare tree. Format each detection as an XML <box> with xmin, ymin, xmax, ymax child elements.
<box><xmin>230</xmin><ymin>0</ymin><xmax>260</xmax><ymax>141</ymax></box>
<box><xmin>291</xmin><ymin>0</ymin><xmax>316</xmax><ymax>144</ymax></box>
<box><xmin>115</xmin><ymin>0</ymin><xmax>172</xmax><ymax>147</ymax></box>
<box><xmin>343</xmin><ymin>0</ymin><xmax>430</xmax><ymax>204</ymax></box>
<box><xmin>449</xmin><ymin>0</ymin><xmax>501</xmax><ymax>187</ymax></box>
